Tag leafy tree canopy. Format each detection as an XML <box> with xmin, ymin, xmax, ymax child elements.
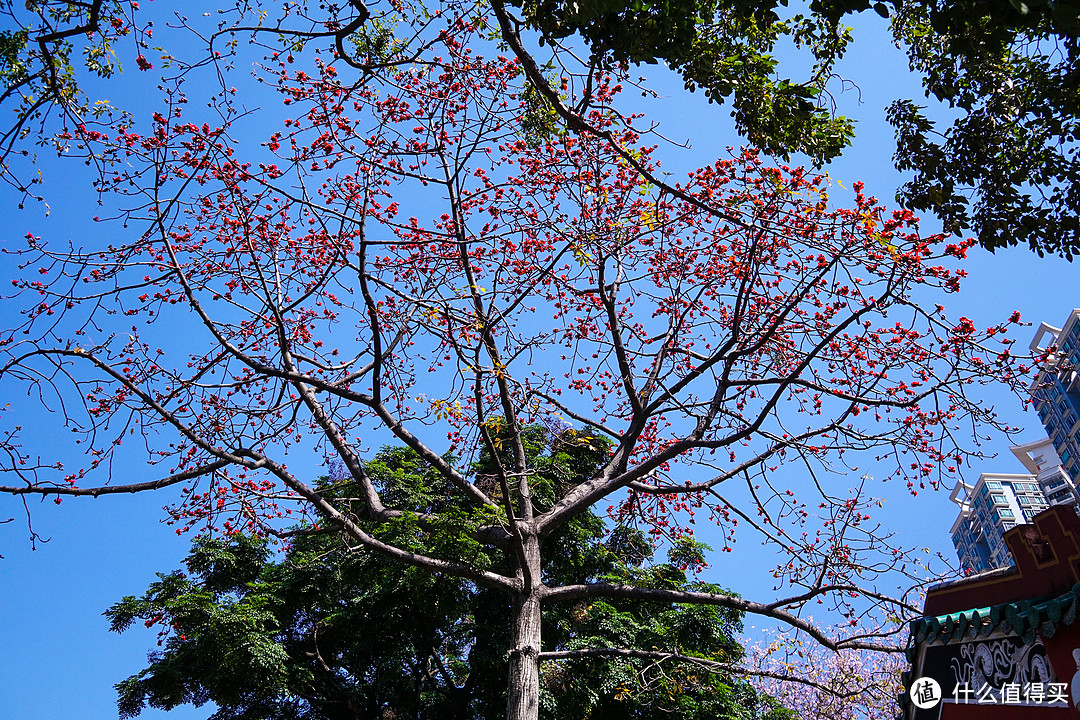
<box><xmin>508</xmin><ymin>0</ymin><xmax>857</xmax><ymax>164</ymax></box>
<box><xmin>889</xmin><ymin>0</ymin><xmax>1080</xmax><ymax>257</ymax></box>
<box><xmin>107</xmin><ymin>437</ymin><xmax>791</xmax><ymax>720</ymax></box>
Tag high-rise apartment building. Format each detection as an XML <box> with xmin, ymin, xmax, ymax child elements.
<box><xmin>1029</xmin><ymin>308</ymin><xmax>1080</xmax><ymax>482</ymax></box>
<box><xmin>949</xmin><ymin>439</ymin><xmax>1073</xmax><ymax>573</ymax></box>
<box><xmin>946</xmin><ymin>310</ymin><xmax>1080</xmax><ymax>574</ymax></box>
<box><xmin>946</xmin><ymin>311</ymin><xmax>1080</xmax><ymax>573</ymax></box>
<box><xmin>1010</xmin><ymin>436</ymin><xmax>1079</xmax><ymax>506</ymax></box>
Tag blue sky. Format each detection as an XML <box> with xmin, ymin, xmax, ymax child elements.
<box><xmin>1</xmin><ymin>8</ymin><xmax>1077</xmax><ymax>720</ymax></box>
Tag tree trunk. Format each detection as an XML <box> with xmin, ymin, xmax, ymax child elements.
<box><xmin>506</xmin><ymin>590</ymin><xmax>542</xmax><ymax>720</ymax></box>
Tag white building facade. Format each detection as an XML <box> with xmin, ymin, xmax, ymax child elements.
<box><xmin>1029</xmin><ymin>309</ymin><xmax>1080</xmax><ymax>482</ymax></box>
<box><xmin>946</xmin><ymin>313</ymin><xmax>1080</xmax><ymax>573</ymax></box>
<box><xmin>949</xmin><ymin>439</ymin><xmax>1071</xmax><ymax>573</ymax></box>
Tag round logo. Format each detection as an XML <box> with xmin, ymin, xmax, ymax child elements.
<box><xmin>909</xmin><ymin>677</ymin><xmax>942</xmax><ymax>710</ymax></box>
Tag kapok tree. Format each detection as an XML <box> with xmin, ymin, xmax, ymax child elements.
<box><xmin>0</xmin><ymin>2</ymin><xmax>1023</xmax><ymax>719</ymax></box>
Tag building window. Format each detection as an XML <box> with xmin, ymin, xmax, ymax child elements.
<box><xmin>992</xmin><ymin>494</ymin><xmax>1008</xmax><ymax>505</ymax></box>
<box><xmin>999</xmin><ymin>508</ymin><xmax>1015</xmax><ymax>519</ymax></box>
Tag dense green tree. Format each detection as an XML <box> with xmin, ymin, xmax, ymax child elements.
<box><xmin>106</xmin><ymin>436</ymin><xmax>791</xmax><ymax>720</ymax></box>
<box><xmin>888</xmin><ymin>0</ymin><xmax>1080</xmax><ymax>257</ymax></box>
<box><xmin>504</xmin><ymin>0</ymin><xmax>857</xmax><ymax>163</ymax></box>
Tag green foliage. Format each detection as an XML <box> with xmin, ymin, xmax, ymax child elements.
<box><xmin>514</xmin><ymin>0</ymin><xmax>856</xmax><ymax>163</ymax></box>
<box><xmin>348</xmin><ymin>17</ymin><xmax>404</xmax><ymax>64</ymax></box>
<box><xmin>885</xmin><ymin>0</ymin><xmax>1080</xmax><ymax>257</ymax></box>
<box><xmin>0</xmin><ymin>29</ymin><xmax>30</xmax><ymax>88</ymax></box>
<box><xmin>540</xmin><ymin>563</ymin><xmax>788</xmax><ymax>720</ymax></box>
<box><xmin>519</xmin><ymin>80</ymin><xmax>563</xmax><ymax>148</ymax></box>
<box><xmin>0</xmin><ymin>0</ymin><xmax>139</xmax><ymax>208</ymax></box>
<box><xmin>607</xmin><ymin>525</ymin><xmax>654</xmax><ymax>567</ymax></box>
<box><xmin>106</xmin><ymin>556</ymin><xmax>293</xmax><ymax>719</ymax></box>
<box><xmin>108</xmin><ymin>435</ymin><xmax>786</xmax><ymax>720</ymax></box>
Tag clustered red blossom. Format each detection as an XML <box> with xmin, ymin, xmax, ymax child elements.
<box><xmin>4</xmin><ymin>2</ymin><xmax>1024</xmax><ymax>636</ymax></box>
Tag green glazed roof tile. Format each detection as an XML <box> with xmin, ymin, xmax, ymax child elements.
<box><xmin>909</xmin><ymin>585</ymin><xmax>1080</xmax><ymax>647</ymax></box>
